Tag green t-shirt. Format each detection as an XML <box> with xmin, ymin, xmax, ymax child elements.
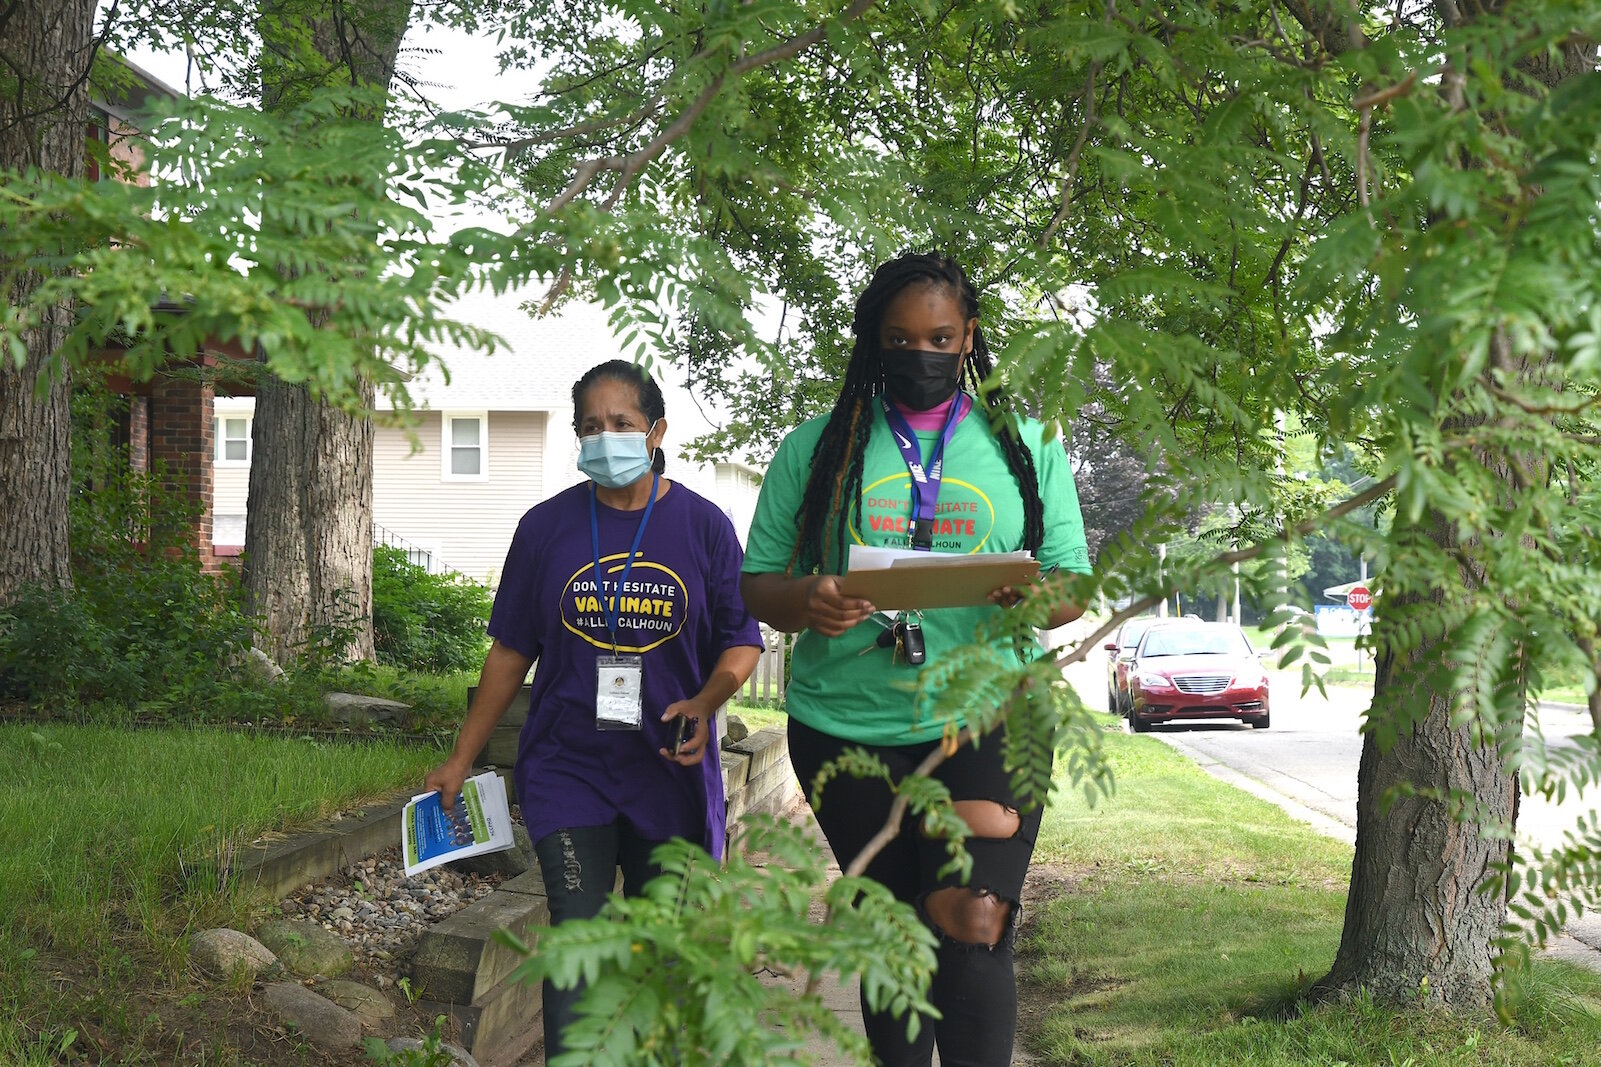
<box><xmin>742</xmin><ymin>399</ymin><xmax>1093</xmax><ymax>746</ymax></box>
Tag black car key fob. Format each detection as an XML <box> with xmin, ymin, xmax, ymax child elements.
<box><xmin>899</xmin><ymin>615</ymin><xmax>926</xmax><ymax>666</ymax></box>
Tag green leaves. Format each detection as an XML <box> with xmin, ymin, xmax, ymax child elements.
<box><xmin>0</xmin><ymin>88</ymin><xmax>510</xmax><ymax>408</ymax></box>
<box><xmin>509</xmin><ymin>818</ymin><xmax>935</xmax><ymax>1065</ymax></box>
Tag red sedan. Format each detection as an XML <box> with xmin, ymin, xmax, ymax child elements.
<box><xmin>1103</xmin><ymin>616</ymin><xmax>1158</xmax><ymax>715</ymax></box>
<box><xmin>1127</xmin><ymin>622</ymin><xmax>1270</xmax><ymax>732</ymax></box>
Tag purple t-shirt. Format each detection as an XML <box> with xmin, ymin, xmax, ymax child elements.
<box><xmin>487</xmin><ymin>480</ymin><xmax>762</xmax><ymax>860</ymax></box>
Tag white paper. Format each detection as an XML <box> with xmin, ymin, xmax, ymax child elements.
<box><xmin>847</xmin><ymin>544</ymin><xmax>1034</xmax><ymax>571</ymax></box>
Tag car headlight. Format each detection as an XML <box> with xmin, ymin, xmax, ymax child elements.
<box><xmin>1135</xmin><ymin>672</ymin><xmax>1172</xmax><ymax>689</ymax></box>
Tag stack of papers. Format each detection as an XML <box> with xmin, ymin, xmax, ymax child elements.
<box><xmin>401</xmin><ymin>771</ymin><xmax>515</xmax><ymax>877</ymax></box>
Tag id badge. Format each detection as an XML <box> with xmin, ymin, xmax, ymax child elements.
<box><xmin>595</xmin><ymin>655</ymin><xmax>643</xmax><ymax>731</ymax></box>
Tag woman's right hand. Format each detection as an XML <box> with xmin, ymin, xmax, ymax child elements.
<box><xmin>423</xmin><ymin>756</ymin><xmax>472</xmax><ymax>812</ymax></box>
<box><xmin>804</xmin><ymin>575</ymin><xmax>876</xmax><ymax>637</ymax></box>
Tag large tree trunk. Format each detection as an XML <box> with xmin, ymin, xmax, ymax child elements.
<box><xmin>244</xmin><ymin>378</ymin><xmax>375</xmax><ymax>663</ymax></box>
<box><xmin>1321</xmin><ymin>332</ymin><xmax>1557</xmax><ymax>1006</ymax></box>
<box><xmin>0</xmin><ymin>0</ymin><xmax>96</xmax><ymax>604</ymax></box>
<box><xmin>1320</xmin><ymin>574</ymin><xmax>1516</xmax><ymax>1005</ymax></box>
<box><xmin>243</xmin><ymin>0</ymin><xmax>413</xmax><ymax>663</ymax></box>
<box><xmin>1314</xmin><ymin>10</ymin><xmax>1596</xmax><ymax>1005</ymax></box>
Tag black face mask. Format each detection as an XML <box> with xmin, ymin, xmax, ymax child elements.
<box><xmin>881</xmin><ymin>348</ymin><xmax>963</xmax><ymax>411</ymax></box>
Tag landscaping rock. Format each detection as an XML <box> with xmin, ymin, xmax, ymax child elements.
<box><xmin>315</xmin><ymin>979</ymin><xmax>395</xmax><ymax>1028</ymax></box>
<box><xmin>324</xmin><ymin>692</ymin><xmax>409</xmax><ymax>724</ymax></box>
<box><xmin>189</xmin><ymin>928</ymin><xmax>277</xmax><ymax>982</ymax></box>
<box><xmin>255</xmin><ymin>919</ymin><xmax>354</xmax><ymax>977</ymax></box>
<box><xmin>450</xmin><ymin>824</ymin><xmax>533</xmax><ymax>877</ymax></box>
<box><xmin>260</xmin><ymin>981</ymin><xmax>361</xmax><ymax>1048</ymax></box>
<box><xmin>244</xmin><ymin>646</ymin><xmax>286</xmax><ymax>683</ymax></box>
<box><xmin>384</xmin><ymin>1036</ymin><xmax>480</xmax><ymax>1066</ymax></box>
<box><xmin>724</xmin><ymin>714</ymin><xmax>750</xmax><ymax>744</ymax></box>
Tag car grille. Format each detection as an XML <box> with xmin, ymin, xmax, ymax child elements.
<box><xmin>1173</xmin><ymin>673</ymin><xmax>1232</xmax><ymax>695</ymax></box>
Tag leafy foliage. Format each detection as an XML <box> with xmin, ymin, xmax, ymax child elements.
<box><xmin>0</xmin><ymin>382</ymin><xmax>253</xmax><ymax>707</ymax></box>
<box><xmin>7</xmin><ymin>0</ymin><xmax>1601</xmax><ymax>1044</ymax></box>
<box><xmin>370</xmin><ymin>546</ymin><xmax>491</xmax><ymax>674</ymax></box>
<box><xmin>507</xmin><ymin>816</ymin><xmax>937</xmax><ymax>1066</ymax></box>
<box><xmin>0</xmin><ymin>88</ymin><xmax>509</xmax><ymax>410</ymax></box>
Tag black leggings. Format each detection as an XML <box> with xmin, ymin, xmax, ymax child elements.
<box><xmin>787</xmin><ymin>717</ymin><xmax>1044</xmax><ymax>1067</ymax></box>
<box><xmin>531</xmin><ymin>821</ymin><xmax>665</xmax><ymax>1060</ymax></box>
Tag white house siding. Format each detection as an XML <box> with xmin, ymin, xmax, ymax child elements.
<box><xmin>714</xmin><ymin>463</ymin><xmax>762</xmax><ymax>548</ymax></box>
<box><xmin>372</xmin><ymin>410</ymin><xmax>546</xmax><ymax>584</ymax></box>
<box><xmin>211</xmin><ymin>301</ymin><xmax>767</xmax><ymax>577</ymax></box>
<box><xmin>212</xmin><ymin>397</ymin><xmax>256</xmax><ymax>547</ymax></box>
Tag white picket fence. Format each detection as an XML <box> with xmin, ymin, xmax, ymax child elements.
<box><xmin>742</xmin><ymin>626</ymin><xmax>789</xmax><ymax>704</ymax></box>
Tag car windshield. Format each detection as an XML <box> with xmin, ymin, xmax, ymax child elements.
<box><xmin>1140</xmin><ymin>627</ymin><xmax>1251</xmax><ymax>658</ymax></box>
<box><xmin>1119</xmin><ymin>619</ymin><xmax>1155</xmax><ymax>652</ymax></box>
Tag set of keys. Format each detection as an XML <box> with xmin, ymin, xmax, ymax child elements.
<box><xmin>859</xmin><ymin>611</ymin><xmax>926</xmax><ymax>665</ymax></box>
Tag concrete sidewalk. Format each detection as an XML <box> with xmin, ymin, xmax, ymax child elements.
<box><xmin>752</xmin><ymin>798</ymin><xmax>875</xmax><ymax>1066</ymax></box>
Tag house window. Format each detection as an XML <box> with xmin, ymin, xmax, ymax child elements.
<box><xmin>86</xmin><ymin>109</ymin><xmax>110</xmax><ymax>182</ymax></box>
<box><xmin>442</xmin><ymin>413</ymin><xmax>488</xmax><ymax>481</ymax></box>
<box><xmin>214</xmin><ymin>415</ymin><xmax>252</xmax><ymax>465</ymax></box>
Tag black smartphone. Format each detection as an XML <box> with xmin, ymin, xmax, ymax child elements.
<box><xmin>670</xmin><ymin>715</ymin><xmax>698</xmax><ymax>756</ymax></box>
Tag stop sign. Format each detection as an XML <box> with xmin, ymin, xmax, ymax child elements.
<box><xmin>1347</xmin><ymin>585</ymin><xmax>1372</xmax><ymax>612</ymax></box>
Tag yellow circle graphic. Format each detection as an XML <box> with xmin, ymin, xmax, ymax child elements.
<box><xmin>849</xmin><ymin>474</ymin><xmax>997</xmax><ymax>553</ymax></box>
<box><xmin>561</xmin><ymin>554</ymin><xmax>689</xmax><ymax>653</ymax></box>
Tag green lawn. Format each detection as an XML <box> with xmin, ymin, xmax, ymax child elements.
<box><xmin>0</xmin><ymin>724</ymin><xmax>442</xmax><ymax>1063</ymax></box>
<box><xmin>727</xmin><ymin>699</ymin><xmax>788</xmax><ymax>736</ymax></box>
<box><xmin>1024</xmin><ymin>715</ymin><xmax>1601</xmax><ymax>1064</ymax></box>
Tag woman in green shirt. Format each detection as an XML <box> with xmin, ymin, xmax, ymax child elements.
<box><xmin>740</xmin><ymin>252</ymin><xmax>1091</xmax><ymax>1066</ymax></box>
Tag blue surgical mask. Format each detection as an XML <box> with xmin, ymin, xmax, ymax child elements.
<box><xmin>578</xmin><ymin>423</ymin><xmax>658</xmax><ymax>489</ymax></box>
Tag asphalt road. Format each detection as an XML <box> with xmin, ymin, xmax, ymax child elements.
<box><xmin>1062</xmin><ymin>656</ymin><xmax>1601</xmax><ymax>852</ymax></box>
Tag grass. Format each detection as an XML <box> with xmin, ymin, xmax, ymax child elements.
<box><xmin>1023</xmin><ymin>714</ymin><xmax>1601</xmax><ymax>1064</ymax></box>
<box><xmin>0</xmin><ymin>723</ymin><xmax>443</xmax><ymax>1060</ymax></box>
<box><xmin>341</xmin><ymin>662</ymin><xmax>477</xmax><ymax>725</ymax></box>
<box><xmin>727</xmin><ymin>699</ymin><xmax>788</xmax><ymax>736</ymax></box>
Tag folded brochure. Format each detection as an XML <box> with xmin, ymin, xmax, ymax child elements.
<box><xmin>402</xmin><ymin>771</ymin><xmax>514</xmax><ymax>877</ymax></box>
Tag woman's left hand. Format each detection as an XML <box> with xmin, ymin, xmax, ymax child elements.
<box><xmin>988</xmin><ymin>584</ymin><xmax>1027</xmax><ymax>609</ymax></box>
<box><xmin>658</xmin><ymin>699</ymin><xmax>712</xmax><ymax>766</ymax></box>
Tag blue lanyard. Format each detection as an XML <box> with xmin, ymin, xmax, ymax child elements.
<box><xmin>878</xmin><ymin>394</ymin><xmax>971</xmax><ymax>551</ymax></box>
<box><xmin>589</xmin><ymin>471</ymin><xmax>659</xmax><ymax>651</ymax></box>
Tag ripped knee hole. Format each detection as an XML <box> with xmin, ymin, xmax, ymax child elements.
<box><xmin>921</xmin><ymin>799</ymin><xmax>1021</xmax><ymax>841</ymax></box>
<box><xmin>923</xmin><ymin>886</ymin><xmax>1014</xmax><ymax>946</ymax></box>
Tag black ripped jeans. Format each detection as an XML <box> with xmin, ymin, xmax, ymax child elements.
<box><xmin>531</xmin><ymin>821</ymin><xmax>666</xmax><ymax>1060</ymax></box>
<box><xmin>788</xmin><ymin>716</ymin><xmax>1045</xmax><ymax>1067</ymax></box>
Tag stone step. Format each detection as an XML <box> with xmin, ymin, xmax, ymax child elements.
<box><xmin>725</xmin><ymin>727</ymin><xmax>788</xmax><ymax>779</ymax></box>
<box><xmin>235</xmin><ymin>794</ymin><xmax>411</xmax><ymax>901</ymax></box>
<box><xmin>411</xmin><ymin>868</ymin><xmax>551</xmax><ymax>1004</ymax></box>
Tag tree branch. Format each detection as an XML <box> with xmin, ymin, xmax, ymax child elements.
<box><xmin>1037</xmin><ymin>68</ymin><xmax>1098</xmax><ymax>249</ymax></box>
<box><xmin>526</xmin><ymin>0</ymin><xmax>878</xmax><ymax>312</ymax></box>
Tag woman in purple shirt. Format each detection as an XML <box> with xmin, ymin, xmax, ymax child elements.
<box><xmin>424</xmin><ymin>360</ymin><xmax>762</xmax><ymax>1059</ymax></box>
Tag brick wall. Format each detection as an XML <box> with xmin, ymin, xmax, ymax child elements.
<box><xmin>149</xmin><ymin>372</ymin><xmax>217</xmax><ymax>567</ymax></box>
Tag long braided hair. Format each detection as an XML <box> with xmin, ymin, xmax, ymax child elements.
<box><xmin>784</xmin><ymin>252</ymin><xmax>1047</xmax><ymax>576</ymax></box>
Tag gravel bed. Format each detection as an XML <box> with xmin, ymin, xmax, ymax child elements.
<box><xmin>274</xmin><ymin>807</ymin><xmax>528</xmax><ymax>988</ymax></box>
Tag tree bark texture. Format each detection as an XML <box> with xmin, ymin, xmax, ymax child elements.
<box><xmin>243</xmin><ymin>0</ymin><xmax>413</xmax><ymax>661</ymax></box>
<box><xmin>1321</xmin><ymin>643</ymin><xmax>1515</xmax><ymax>1005</ymax></box>
<box><xmin>243</xmin><ymin>376</ymin><xmax>375</xmax><ymax>663</ymax></box>
<box><xmin>0</xmin><ymin>0</ymin><xmax>97</xmax><ymax>604</ymax></box>
<box><xmin>1322</xmin><ymin>333</ymin><xmax>1554</xmax><ymax>1007</ymax></box>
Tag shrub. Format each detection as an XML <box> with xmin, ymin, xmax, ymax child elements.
<box><xmin>0</xmin><ymin>378</ymin><xmax>256</xmax><ymax>710</ymax></box>
<box><xmin>371</xmin><ymin>546</ymin><xmax>490</xmax><ymax>674</ymax></box>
